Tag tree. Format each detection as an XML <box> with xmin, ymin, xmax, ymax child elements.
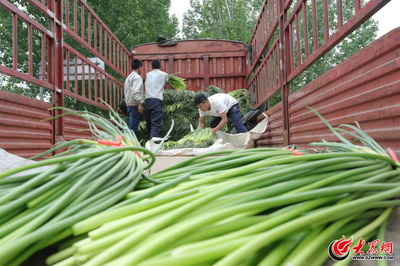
<box><xmin>182</xmin><ymin>0</ymin><xmax>264</xmax><ymax>43</ymax></box>
<box><xmin>86</xmin><ymin>0</ymin><xmax>179</xmax><ymax>48</ymax></box>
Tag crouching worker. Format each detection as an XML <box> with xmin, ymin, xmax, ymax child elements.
<box><xmin>194</xmin><ymin>93</ymin><xmax>248</xmax><ymax>134</ymax></box>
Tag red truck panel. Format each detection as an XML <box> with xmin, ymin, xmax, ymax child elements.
<box><xmin>0</xmin><ymin>90</ymin><xmax>53</xmax><ymax>158</ymax></box>
<box><xmin>258</xmin><ymin>27</ymin><xmax>400</xmax><ymax>156</ymax></box>
<box><xmin>131</xmin><ymin>40</ymin><xmax>247</xmax><ymax>92</ymax></box>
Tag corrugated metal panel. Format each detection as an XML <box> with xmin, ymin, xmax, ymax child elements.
<box><xmin>288</xmin><ymin>28</ymin><xmax>400</xmax><ymax>156</ymax></box>
<box><xmin>257</xmin><ymin>102</ymin><xmax>284</xmax><ymax>147</ymax></box>
<box><xmin>63</xmin><ymin>115</ymin><xmax>93</xmax><ymax>141</ymax></box>
<box><xmin>0</xmin><ymin>90</ymin><xmax>53</xmax><ymax>158</ymax></box>
<box><xmin>131</xmin><ymin>40</ymin><xmax>247</xmax><ymax>92</ymax></box>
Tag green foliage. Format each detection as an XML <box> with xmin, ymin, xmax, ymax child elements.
<box><xmin>159</xmin><ymin>86</ymin><xmax>253</xmax><ymax>142</ymax></box>
<box><xmin>228</xmin><ymin>88</ymin><xmax>252</xmax><ymax>116</ymax></box>
<box><xmin>161</xmin><ymin>89</ymin><xmax>198</xmax><ymax>141</ymax></box>
<box><xmin>162</xmin><ymin>128</ymin><xmax>217</xmax><ymax>149</ymax></box>
<box><xmin>167</xmin><ymin>74</ymin><xmax>187</xmax><ymax>90</ymax></box>
<box><xmin>86</xmin><ymin>0</ymin><xmax>179</xmax><ymax>48</ymax></box>
<box><xmin>182</xmin><ymin>0</ymin><xmax>264</xmax><ymax>43</ymax></box>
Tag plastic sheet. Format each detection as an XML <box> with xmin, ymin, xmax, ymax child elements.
<box><xmin>146</xmin><ymin>115</ymin><xmax>269</xmax><ymax>156</ymax></box>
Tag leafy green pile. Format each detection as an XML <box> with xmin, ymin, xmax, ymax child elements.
<box><xmin>162</xmin><ymin>128</ymin><xmax>218</xmax><ymax>150</ymax></box>
<box><xmin>167</xmin><ymin>74</ymin><xmax>187</xmax><ymax>90</ymax></box>
<box><xmin>161</xmin><ymin>86</ymin><xmax>253</xmax><ymax>142</ymax></box>
<box><xmin>228</xmin><ymin>88</ymin><xmax>253</xmax><ymax>118</ymax></box>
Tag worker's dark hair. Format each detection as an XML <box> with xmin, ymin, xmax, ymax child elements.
<box><xmin>151</xmin><ymin>59</ymin><xmax>161</xmax><ymax>69</ymax></box>
<box><xmin>131</xmin><ymin>59</ymin><xmax>142</xmax><ymax>70</ymax></box>
<box><xmin>194</xmin><ymin>93</ymin><xmax>208</xmax><ymax>106</ymax></box>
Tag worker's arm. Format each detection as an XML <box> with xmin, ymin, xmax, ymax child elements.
<box><xmin>211</xmin><ymin>112</ymin><xmax>228</xmax><ymax>134</ymax></box>
<box><xmin>197</xmin><ymin>116</ymin><xmax>205</xmax><ymax>129</ymax></box>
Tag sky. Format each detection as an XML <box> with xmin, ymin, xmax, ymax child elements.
<box><xmin>169</xmin><ymin>0</ymin><xmax>400</xmax><ymax>39</ymax></box>
<box><xmin>169</xmin><ymin>0</ymin><xmax>191</xmax><ymax>37</ymax></box>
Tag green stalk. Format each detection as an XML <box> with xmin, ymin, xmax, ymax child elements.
<box><xmin>284</xmin><ymin>215</ymin><xmax>357</xmax><ymax>266</ymax></box>
<box><xmin>0</xmin><ymin>151</ymin><xmax>142</xmax><ymax>265</ymax></box>
<box><xmin>288</xmin><ymin>163</ymin><xmax>386</xmax><ymax>194</ymax></box>
<box><xmin>377</xmin><ymin>222</ymin><xmax>388</xmax><ymax>266</ymax></box>
<box><xmin>136</xmin><ymin>236</ymin><xmax>254</xmax><ymax>266</ymax></box>
<box><xmin>333</xmin><ymin>208</ymin><xmax>393</xmax><ymax>266</ymax></box>
<box><xmin>163</xmin><ymin>199</ymin><xmax>333</xmax><ymax>257</ymax></box>
<box><xmin>151</xmin><ymin>151</ymin><xmax>292</xmax><ymax>180</ymax></box>
<box><xmin>88</xmin><ymin>189</ymin><xmax>206</xmax><ymax>240</ymax></box>
<box><xmin>171</xmin><ymin>216</ymin><xmax>269</xmax><ymax>248</ymax></box>
<box><xmin>161</xmin><ymin>154</ymin><xmax>396</xmax><ymax>196</ymax></box>
<box><xmin>213</xmin><ymin>189</ymin><xmax>400</xmax><ymax>266</ymax></box>
<box><xmin>104</xmin><ymin>183</ymin><xmax>387</xmax><ymax>265</ymax></box>
<box><xmin>0</xmin><ymin>174</ymin><xmax>140</xmax><ymax>266</ymax></box>
<box><xmin>46</xmin><ymin>246</ymin><xmax>76</xmax><ymax>266</ymax></box>
<box><xmin>257</xmin><ymin>231</ymin><xmax>309</xmax><ymax>266</ymax></box>
<box><xmin>0</xmin><ymin>164</ymin><xmax>63</xmax><ymax>204</ymax></box>
<box><xmin>53</xmin><ymin>156</ymin><xmax>135</xmax><ymax>223</ymax></box>
<box><xmin>0</xmin><ymin>172</ymin><xmax>37</xmax><ymax>185</ymax></box>
<box><xmin>73</xmin><ymin>173</ymin><xmax>191</xmax><ymax>235</ymax></box>
<box><xmin>0</xmin><ymin>146</ymin><xmax>154</xmax><ymax>179</ymax></box>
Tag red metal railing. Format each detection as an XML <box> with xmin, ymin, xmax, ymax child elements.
<box><xmin>62</xmin><ymin>0</ymin><xmax>131</xmax><ymax>77</ymax></box>
<box><xmin>0</xmin><ymin>0</ymin><xmax>129</xmax><ymax>108</ymax></box>
<box><xmin>284</xmin><ymin>0</ymin><xmax>390</xmax><ymax>83</ymax></box>
<box><xmin>247</xmin><ymin>0</ymin><xmax>279</xmax><ymax>77</ymax></box>
<box><xmin>0</xmin><ymin>0</ymin><xmax>130</xmax><ymax>148</ymax></box>
<box><xmin>248</xmin><ymin>0</ymin><xmax>392</xmax><ymax>145</ymax></box>
<box><xmin>63</xmin><ymin>43</ymin><xmax>124</xmax><ymax>111</ymax></box>
<box><xmin>0</xmin><ymin>0</ymin><xmax>54</xmax><ymax>90</ymax></box>
<box><xmin>249</xmin><ymin>0</ymin><xmax>391</xmax><ymax>108</ymax></box>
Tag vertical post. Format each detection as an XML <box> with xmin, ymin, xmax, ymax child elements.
<box><xmin>51</xmin><ymin>0</ymin><xmax>64</xmax><ymax>148</ymax></box>
<box><xmin>203</xmin><ymin>55</ymin><xmax>210</xmax><ymax>89</ymax></box>
<box><xmin>279</xmin><ymin>0</ymin><xmax>290</xmax><ymax>146</ymax></box>
<box><xmin>167</xmin><ymin>55</ymin><xmax>174</xmax><ymax>74</ymax></box>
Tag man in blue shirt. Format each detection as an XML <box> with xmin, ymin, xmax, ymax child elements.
<box><xmin>144</xmin><ymin>59</ymin><xmax>169</xmax><ymax>140</ymax></box>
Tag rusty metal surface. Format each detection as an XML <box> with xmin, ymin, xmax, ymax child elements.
<box><xmin>287</xmin><ymin>28</ymin><xmax>400</xmax><ymax>156</ymax></box>
<box><xmin>131</xmin><ymin>40</ymin><xmax>247</xmax><ymax>92</ymax></box>
<box><xmin>0</xmin><ymin>90</ymin><xmax>53</xmax><ymax>158</ymax></box>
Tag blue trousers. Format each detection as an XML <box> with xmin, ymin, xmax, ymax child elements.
<box><xmin>127</xmin><ymin>106</ymin><xmax>140</xmax><ymax>136</ymax></box>
<box><xmin>210</xmin><ymin>103</ymin><xmax>248</xmax><ymax>133</ymax></box>
<box><xmin>144</xmin><ymin>98</ymin><xmax>163</xmax><ymax>140</ymax></box>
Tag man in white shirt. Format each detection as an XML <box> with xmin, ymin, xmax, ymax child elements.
<box><xmin>144</xmin><ymin>59</ymin><xmax>169</xmax><ymax>140</ymax></box>
<box><xmin>194</xmin><ymin>93</ymin><xmax>248</xmax><ymax>134</ymax></box>
<box><xmin>124</xmin><ymin>59</ymin><xmax>144</xmax><ymax>136</ymax></box>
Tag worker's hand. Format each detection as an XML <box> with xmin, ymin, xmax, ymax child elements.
<box><xmin>210</xmin><ymin>127</ymin><xmax>218</xmax><ymax>134</ymax></box>
<box><xmin>138</xmin><ymin>104</ymin><xmax>144</xmax><ymax>114</ymax></box>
